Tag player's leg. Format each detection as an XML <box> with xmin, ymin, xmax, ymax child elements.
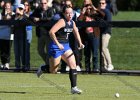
<box><xmin>62</xmin><ymin>50</ymin><xmax>82</xmax><ymax>94</ymax></box>
<box><xmin>49</xmin><ymin>56</ymin><xmax>61</xmax><ymax>73</ymax></box>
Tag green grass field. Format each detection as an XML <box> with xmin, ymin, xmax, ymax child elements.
<box><xmin>0</xmin><ymin>72</ymin><xmax>140</xmax><ymax>100</ymax></box>
<box><xmin>111</xmin><ymin>11</ymin><xmax>140</xmax><ymax>70</ymax></box>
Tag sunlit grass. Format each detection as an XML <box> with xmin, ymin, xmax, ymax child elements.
<box><xmin>0</xmin><ymin>72</ymin><xmax>140</xmax><ymax>100</ymax></box>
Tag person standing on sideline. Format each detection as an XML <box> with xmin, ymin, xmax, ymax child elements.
<box><xmin>106</xmin><ymin>0</ymin><xmax>118</xmax><ymax>15</ymax></box>
<box><xmin>0</xmin><ymin>1</ymin><xmax>15</xmax><ymax>70</ymax></box>
<box><xmin>99</xmin><ymin>0</ymin><xmax>114</xmax><ymax>71</ymax></box>
<box><xmin>13</xmin><ymin>4</ymin><xmax>27</xmax><ymax>72</ymax></box>
<box><xmin>78</xmin><ymin>0</ymin><xmax>104</xmax><ymax>73</ymax></box>
<box><xmin>22</xmin><ymin>0</ymin><xmax>32</xmax><ymax>71</ymax></box>
<box><xmin>38</xmin><ymin>5</ymin><xmax>84</xmax><ymax>94</ymax></box>
<box><xmin>30</xmin><ymin>0</ymin><xmax>55</xmax><ymax>73</ymax></box>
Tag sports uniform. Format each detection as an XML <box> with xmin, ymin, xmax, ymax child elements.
<box><xmin>37</xmin><ymin>5</ymin><xmax>83</xmax><ymax>94</ymax></box>
<box><xmin>48</xmin><ymin>19</ymin><xmax>73</xmax><ymax>58</ymax></box>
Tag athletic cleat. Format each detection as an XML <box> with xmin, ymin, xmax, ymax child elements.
<box><xmin>66</xmin><ymin>66</ymin><xmax>70</xmax><ymax>71</ymax></box>
<box><xmin>107</xmin><ymin>64</ymin><xmax>114</xmax><ymax>71</ymax></box>
<box><xmin>104</xmin><ymin>65</ymin><xmax>108</xmax><ymax>71</ymax></box>
<box><xmin>66</xmin><ymin>66</ymin><xmax>81</xmax><ymax>72</ymax></box>
<box><xmin>71</xmin><ymin>86</ymin><xmax>82</xmax><ymax>94</ymax></box>
<box><xmin>4</xmin><ymin>63</ymin><xmax>10</xmax><ymax>69</ymax></box>
<box><xmin>76</xmin><ymin>65</ymin><xmax>81</xmax><ymax>71</ymax></box>
<box><xmin>93</xmin><ymin>68</ymin><xmax>99</xmax><ymax>73</ymax></box>
<box><xmin>0</xmin><ymin>64</ymin><xmax>4</xmax><ymax>69</ymax></box>
<box><xmin>36</xmin><ymin>66</ymin><xmax>43</xmax><ymax>78</ymax></box>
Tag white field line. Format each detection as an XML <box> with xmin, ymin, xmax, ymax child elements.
<box><xmin>0</xmin><ymin>83</ymin><xmax>66</xmax><ymax>88</ymax></box>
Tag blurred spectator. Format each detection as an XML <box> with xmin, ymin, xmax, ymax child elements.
<box><xmin>12</xmin><ymin>0</ymin><xmax>22</xmax><ymax>12</ymax></box>
<box><xmin>78</xmin><ymin>0</ymin><xmax>104</xmax><ymax>73</ymax></box>
<box><xmin>13</xmin><ymin>4</ymin><xmax>28</xmax><ymax>72</ymax></box>
<box><xmin>22</xmin><ymin>0</ymin><xmax>33</xmax><ymax>71</ymax></box>
<box><xmin>30</xmin><ymin>0</ymin><xmax>56</xmax><ymax>73</ymax></box>
<box><xmin>47</xmin><ymin>0</ymin><xmax>53</xmax><ymax>7</ymax></box>
<box><xmin>51</xmin><ymin>0</ymin><xmax>62</xmax><ymax>20</ymax></box>
<box><xmin>106</xmin><ymin>0</ymin><xmax>118</xmax><ymax>15</ymax></box>
<box><xmin>0</xmin><ymin>0</ymin><xmax>5</xmax><ymax>9</ymax></box>
<box><xmin>99</xmin><ymin>0</ymin><xmax>114</xmax><ymax>71</ymax></box>
<box><xmin>32</xmin><ymin>0</ymin><xmax>40</xmax><ymax>9</ymax></box>
<box><xmin>0</xmin><ymin>1</ymin><xmax>15</xmax><ymax>70</ymax></box>
<box><xmin>0</xmin><ymin>0</ymin><xmax>10</xmax><ymax>11</ymax></box>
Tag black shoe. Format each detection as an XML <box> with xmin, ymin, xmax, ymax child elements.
<box><xmin>85</xmin><ymin>67</ymin><xmax>91</xmax><ymax>74</ymax></box>
<box><xmin>22</xmin><ymin>67</ymin><xmax>30</xmax><ymax>72</ymax></box>
<box><xmin>93</xmin><ymin>69</ymin><xmax>99</xmax><ymax>73</ymax></box>
<box><xmin>42</xmin><ymin>65</ymin><xmax>50</xmax><ymax>73</ymax></box>
<box><xmin>14</xmin><ymin>68</ymin><xmax>21</xmax><ymax>72</ymax></box>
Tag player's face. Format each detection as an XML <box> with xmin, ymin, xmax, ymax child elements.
<box><xmin>64</xmin><ymin>8</ymin><xmax>73</xmax><ymax>21</ymax></box>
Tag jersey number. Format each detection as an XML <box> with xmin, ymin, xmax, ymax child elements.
<box><xmin>66</xmin><ymin>33</ymin><xmax>70</xmax><ymax>39</ymax></box>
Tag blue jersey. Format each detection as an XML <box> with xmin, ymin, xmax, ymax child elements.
<box><xmin>56</xmin><ymin>19</ymin><xmax>74</xmax><ymax>43</ymax></box>
<box><xmin>49</xmin><ymin>19</ymin><xmax>74</xmax><ymax>58</ymax></box>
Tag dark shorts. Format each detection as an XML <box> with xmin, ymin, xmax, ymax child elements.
<box><xmin>48</xmin><ymin>42</ymin><xmax>71</xmax><ymax>58</ymax></box>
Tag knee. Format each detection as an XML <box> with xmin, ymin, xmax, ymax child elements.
<box><xmin>102</xmin><ymin>46</ymin><xmax>107</xmax><ymax>52</ymax></box>
<box><xmin>69</xmin><ymin>65</ymin><xmax>77</xmax><ymax>69</ymax></box>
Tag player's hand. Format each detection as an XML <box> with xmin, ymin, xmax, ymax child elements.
<box><xmin>78</xmin><ymin>44</ymin><xmax>85</xmax><ymax>50</ymax></box>
<box><xmin>58</xmin><ymin>43</ymin><xmax>64</xmax><ymax>50</ymax></box>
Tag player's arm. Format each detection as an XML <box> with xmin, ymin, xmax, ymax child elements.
<box><xmin>72</xmin><ymin>21</ymin><xmax>84</xmax><ymax>49</ymax></box>
<box><xmin>49</xmin><ymin>19</ymin><xmax>65</xmax><ymax>49</ymax></box>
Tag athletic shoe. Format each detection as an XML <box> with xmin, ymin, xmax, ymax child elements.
<box><xmin>71</xmin><ymin>86</ymin><xmax>82</xmax><ymax>94</ymax></box>
<box><xmin>36</xmin><ymin>66</ymin><xmax>43</xmax><ymax>78</ymax></box>
<box><xmin>93</xmin><ymin>68</ymin><xmax>99</xmax><ymax>73</ymax></box>
<box><xmin>14</xmin><ymin>68</ymin><xmax>21</xmax><ymax>72</ymax></box>
<box><xmin>66</xmin><ymin>66</ymin><xmax>70</xmax><ymax>71</ymax></box>
<box><xmin>107</xmin><ymin>64</ymin><xmax>114</xmax><ymax>71</ymax></box>
<box><xmin>76</xmin><ymin>65</ymin><xmax>81</xmax><ymax>71</ymax></box>
<box><xmin>0</xmin><ymin>64</ymin><xmax>4</xmax><ymax>69</ymax></box>
<box><xmin>4</xmin><ymin>63</ymin><xmax>10</xmax><ymax>69</ymax></box>
<box><xmin>66</xmin><ymin>66</ymin><xmax>81</xmax><ymax>72</ymax></box>
<box><xmin>103</xmin><ymin>65</ymin><xmax>108</xmax><ymax>70</ymax></box>
<box><xmin>22</xmin><ymin>67</ymin><xmax>30</xmax><ymax>72</ymax></box>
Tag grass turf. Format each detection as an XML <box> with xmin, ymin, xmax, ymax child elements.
<box><xmin>0</xmin><ymin>72</ymin><xmax>140</xmax><ymax>100</ymax></box>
